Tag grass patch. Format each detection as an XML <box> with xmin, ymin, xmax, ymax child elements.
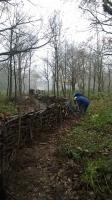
<box><xmin>57</xmin><ymin>97</ymin><xmax>112</xmax><ymax>199</ymax></box>
<box><xmin>0</xmin><ymin>95</ymin><xmax>17</xmax><ymax>114</ymax></box>
<box><xmin>83</xmin><ymin>158</ymin><xmax>112</xmax><ymax>185</ymax></box>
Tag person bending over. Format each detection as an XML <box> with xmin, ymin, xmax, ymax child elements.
<box><xmin>74</xmin><ymin>92</ymin><xmax>90</xmax><ymax>114</ymax></box>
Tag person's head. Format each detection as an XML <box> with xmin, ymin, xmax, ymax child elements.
<box><xmin>74</xmin><ymin>92</ymin><xmax>82</xmax><ymax>97</ymax></box>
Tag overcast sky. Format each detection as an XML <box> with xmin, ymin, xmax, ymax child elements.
<box><xmin>23</xmin><ymin>0</ymin><xmax>91</xmax><ymax>43</ymax></box>
<box><xmin>21</xmin><ymin>0</ymin><xmax>92</xmax><ymax>89</ymax></box>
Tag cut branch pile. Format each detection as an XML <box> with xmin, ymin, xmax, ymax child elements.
<box><xmin>36</xmin><ymin>95</ymin><xmax>68</xmax><ymax>106</ymax></box>
<box><xmin>0</xmin><ymin>99</ymin><xmax>71</xmax><ymax>176</ymax></box>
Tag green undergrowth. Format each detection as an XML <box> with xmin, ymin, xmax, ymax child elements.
<box><xmin>57</xmin><ymin>97</ymin><xmax>112</xmax><ymax>199</ymax></box>
<box><xmin>88</xmin><ymin>92</ymin><xmax>112</xmax><ymax>100</ymax></box>
<box><xmin>0</xmin><ymin>95</ymin><xmax>17</xmax><ymax>114</ymax></box>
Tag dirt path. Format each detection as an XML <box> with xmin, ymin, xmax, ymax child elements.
<box><xmin>7</xmin><ymin>118</ymin><xmax>86</xmax><ymax>200</ymax></box>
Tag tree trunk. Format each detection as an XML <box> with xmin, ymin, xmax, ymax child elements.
<box><xmin>88</xmin><ymin>59</ymin><xmax>92</xmax><ymax>97</ymax></box>
<box><xmin>108</xmin><ymin>68</ymin><xmax>111</xmax><ymax>93</ymax></box>
<box><xmin>29</xmin><ymin>52</ymin><xmax>31</xmax><ymax>94</ymax></box>
<box><xmin>82</xmin><ymin>61</ymin><xmax>85</xmax><ymax>94</ymax></box>
<box><xmin>47</xmin><ymin>79</ymin><xmax>49</xmax><ymax>95</ymax></box>
<box><xmin>55</xmin><ymin>45</ymin><xmax>59</xmax><ymax>96</ymax></box>
<box><xmin>93</xmin><ymin>65</ymin><xmax>96</xmax><ymax>93</ymax></box>
<box><xmin>13</xmin><ymin>56</ymin><xmax>17</xmax><ymax>103</ymax></box>
<box><xmin>64</xmin><ymin>44</ymin><xmax>67</xmax><ymax>97</ymax></box>
<box><xmin>52</xmin><ymin>74</ymin><xmax>56</xmax><ymax>96</ymax></box>
<box><xmin>18</xmin><ymin>53</ymin><xmax>22</xmax><ymax>96</ymax></box>
<box><xmin>7</xmin><ymin>64</ymin><xmax>10</xmax><ymax>97</ymax></box>
<box><xmin>9</xmin><ymin>29</ymin><xmax>13</xmax><ymax>100</ymax></box>
<box><xmin>47</xmin><ymin>58</ymin><xmax>49</xmax><ymax>95</ymax></box>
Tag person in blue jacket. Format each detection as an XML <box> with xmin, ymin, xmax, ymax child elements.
<box><xmin>74</xmin><ymin>92</ymin><xmax>90</xmax><ymax>114</ymax></box>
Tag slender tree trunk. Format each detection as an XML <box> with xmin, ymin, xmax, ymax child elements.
<box><xmin>97</xmin><ymin>58</ymin><xmax>102</xmax><ymax>93</ymax></box>
<box><xmin>13</xmin><ymin>56</ymin><xmax>17</xmax><ymax>102</ymax></box>
<box><xmin>9</xmin><ymin>29</ymin><xmax>13</xmax><ymax>100</ymax></box>
<box><xmin>97</xmin><ymin>67</ymin><xmax>102</xmax><ymax>92</ymax></box>
<box><xmin>88</xmin><ymin>59</ymin><xmax>92</xmax><ymax>97</ymax></box>
<box><xmin>64</xmin><ymin>44</ymin><xmax>67</xmax><ymax>97</ymax></box>
<box><xmin>71</xmin><ymin>66</ymin><xmax>75</xmax><ymax>92</ymax></box>
<box><xmin>7</xmin><ymin>64</ymin><xmax>10</xmax><ymax>97</ymax></box>
<box><xmin>29</xmin><ymin>52</ymin><xmax>31</xmax><ymax>94</ymax></box>
<box><xmin>100</xmin><ymin>57</ymin><xmax>104</xmax><ymax>92</ymax></box>
<box><xmin>22</xmin><ymin>68</ymin><xmax>26</xmax><ymax>94</ymax></box>
<box><xmin>71</xmin><ymin>59</ymin><xmax>76</xmax><ymax>93</ymax></box>
<box><xmin>108</xmin><ymin>68</ymin><xmax>111</xmax><ymax>93</ymax></box>
<box><xmin>47</xmin><ymin>57</ymin><xmax>49</xmax><ymax>95</ymax></box>
<box><xmin>60</xmin><ymin>71</ymin><xmax>65</xmax><ymax>96</ymax></box>
<box><xmin>18</xmin><ymin>53</ymin><xmax>22</xmax><ymax>96</ymax></box>
<box><xmin>61</xmin><ymin>80</ymin><xmax>65</xmax><ymax>96</ymax></box>
<box><xmin>101</xmin><ymin>71</ymin><xmax>104</xmax><ymax>92</ymax></box>
<box><xmin>93</xmin><ymin>65</ymin><xmax>96</xmax><ymax>93</ymax></box>
<box><xmin>52</xmin><ymin>73</ymin><xmax>56</xmax><ymax>96</ymax></box>
<box><xmin>9</xmin><ymin>55</ymin><xmax>13</xmax><ymax>99</ymax></box>
<box><xmin>82</xmin><ymin>61</ymin><xmax>85</xmax><ymax>94</ymax></box>
<box><xmin>55</xmin><ymin>45</ymin><xmax>59</xmax><ymax>96</ymax></box>
<box><xmin>47</xmin><ymin>79</ymin><xmax>49</xmax><ymax>95</ymax></box>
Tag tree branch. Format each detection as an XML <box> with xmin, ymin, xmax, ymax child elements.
<box><xmin>0</xmin><ymin>56</ymin><xmax>10</xmax><ymax>63</ymax></box>
<box><xmin>0</xmin><ymin>0</ymin><xmax>9</xmax><ymax>2</ymax></box>
<box><xmin>0</xmin><ymin>19</ymin><xmax>41</xmax><ymax>33</ymax></box>
<box><xmin>0</xmin><ymin>39</ymin><xmax>51</xmax><ymax>56</ymax></box>
<box><xmin>80</xmin><ymin>6</ymin><xmax>112</xmax><ymax>34</ymax></box>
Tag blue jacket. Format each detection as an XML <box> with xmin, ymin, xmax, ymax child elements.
<box><xmin>74</xmin><ymin>93</ymin><xmax>90</xmax><ymax>106</ymax></box>
<box><xmin>76</xmin><ymin>96</ymin><xmax>89</xmax><ymax>106</ymax></box>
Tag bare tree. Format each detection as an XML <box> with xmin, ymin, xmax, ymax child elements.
<box><xmin>43</xmin><ymin>58</ymin><xmax>50</xmax><ymax>95</ymax></box>
<box><xmin>0</xmin><ymin>0</ymin><xmax>51</xmax><ymax>99</ymax></box>
<box><xmin>49</xmin><ymin>11</ymin><xmax>62</xmax><ymax>96</ymax></box>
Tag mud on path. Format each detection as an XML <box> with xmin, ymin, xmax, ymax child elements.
<box><xmin>7</xmin><ymin>118</ymin><xmax>86</xmax><ymax>200</ymax></box>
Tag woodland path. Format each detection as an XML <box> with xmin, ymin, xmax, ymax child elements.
<box><xmin>7</xmin><ymin>117</ymin><xmax>86</xmax><ymax>200</ymax></box>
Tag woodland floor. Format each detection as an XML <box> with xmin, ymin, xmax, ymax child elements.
<box><xmin>5</xmin><ymin>97</ymin><xmax>112</xmax><ymax>200</ymax></box>
<box><xmin>7</xmin><ymin>118</ymin><xmax>86</xmax><ymax>200</ymax></box>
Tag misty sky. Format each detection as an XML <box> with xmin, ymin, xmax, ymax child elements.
<box><xmin>20</xmin><ymin>0</ymin><xmax>92</xmax><ymax>89</ymax></box>
<box><xmin>23</xmin><ymin>0</ymin><xmax>90</xmax><ymax>42</ymax></box>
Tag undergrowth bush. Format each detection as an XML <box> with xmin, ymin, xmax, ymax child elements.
<box><xmin>0</xmin><ymin>94</ymin><xmax>17</xmax><ymax>114</ymax></box>
<box><xmin>57</xmin><ymin>97</ymin><xmax>112</xmax><ymax>199</ymax></box>
<box><xmin>83</xmin><ymin>158</ymin><xmax>112</xmax><ymax>194</ymax></box>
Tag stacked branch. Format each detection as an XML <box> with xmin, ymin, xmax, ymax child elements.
<box><xmin>0</xmin><ymin>99</ymin><xmax>72</xmax><ymax>177</ymax></box>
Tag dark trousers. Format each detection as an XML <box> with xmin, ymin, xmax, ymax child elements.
<box><xmin>79</xmin><ymin>104</ymin><xmax>88</xmax><ymax>114</ymax></box>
